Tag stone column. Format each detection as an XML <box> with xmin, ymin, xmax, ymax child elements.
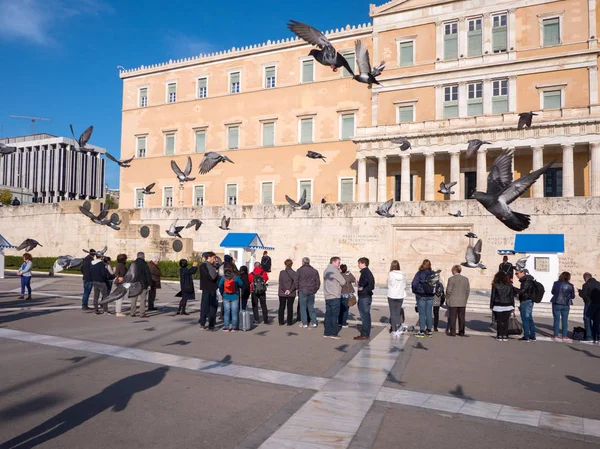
<box><xmin>476</xmin><ymin>149</ymin><xmax>487</xmax><ymax>192</ymax></box>
<box><xmin>458</xmin><ymin>83</ymin><xmax>467</xmax><ymax>117</ymax></box>
<box><xmin>357</xmin><ymin>156</ymin><xmax>367</xmax><ymax>202</ymax></box>
<box><xmin>562</xmin><ymin>143</ymin><xmax>575</xmax><ymax>197</ymax></box>
<box><xmin>435</xmin><ymin>22</ymin><xmax>443</xmax><ymax>61</ymax></box>
<box><xmin>589</xmin><ymin>66</ymin><xmax>599</xmax><ymax>105</ymax></box>
<box><xmin>458</xmin><ymin>18</ymin><xmax>467</xmax><ymax>59</ymax></box>
<box><xmin>590</xmin><ymin>142</ymin><xmax>600</xmax><ymax>196</ymax></box>
<box><xmin>425</xmin><ymin>152</ymin><xmax>435</xmax><ymax>201</ymax></box>
<box><xmin>377</xmin><ymin>155</ymin><xmax>387</xmax><ymax>202</ymax></box>
<box><xmin>400</xmin><ymin>154</ymin><xmax>411</xmax><ymax>202</ymax></box>
<box><xmin>482</xmin><ymin>13</ymin><xmax>492</xmax><ymax>55</ymax></box>
<box><xmin>368</xmin><ymin>163</ymin><xmax>377</xmax><ymax>202</ymax></box>
<box><xmin>450</xmin><ymin>150</ymin><xmax>461</xmax><ymax>200</ymax></box>
<box><xmin>532</xmin><ymin>145</ymin><xmax>544</xmax><ymax>198</ymax></box>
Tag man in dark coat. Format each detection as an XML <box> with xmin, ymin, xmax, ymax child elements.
<box><xmin>130</xmin><ymin>252</ymin><xmax>153</xmax><ymax>317</ymax></box>
<box><xmin>90</xmin><ymin>254</ymin><xmax>109</xmax><ymax>314</ymax></box>
<box><xmin>580</xmin><ymin>272</ymin><xmax>600</xmax><ymax>341</ymax></box>
<box><xmin>516</xmin><ymin>269</ymin><xmax>537</xmax><ymax>342</ymax></box>
<box><xmin>261</xmin><ymin>251</ymin><xmax>272</xmax><ymax>273</ymax></box>
<box><xmin>81</xmin><ymin>249</ymin><xmax>95</xmax><ymax>310</ymax></box>
<box><xmin>199</xmin><ymin>252</ymin><xmax>219</xmax><ymax>329</ymax></box>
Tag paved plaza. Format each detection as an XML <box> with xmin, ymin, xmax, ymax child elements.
<box><xmin>1</xmin><ymin>272</ymin><xmax>599</xmax><ymax>449</ymax></box>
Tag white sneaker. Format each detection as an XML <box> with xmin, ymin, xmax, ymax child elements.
<box><xmin>299</xmin><ymin>324</ymin><xmax>308</xmax><ymax>328</ymax></box>
<box><xmin>311</xmin><ymin>323</ymin><xmax>318</xmax><ymax>328</ymax></box>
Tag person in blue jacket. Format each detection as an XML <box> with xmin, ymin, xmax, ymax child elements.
<box><xmin>219</xmin><ymin>267</ymin><xmax>243</xmax><ymax>332</ymax></box>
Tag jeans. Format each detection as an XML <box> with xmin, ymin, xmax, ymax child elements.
<box><xmin>583</xmin><ymin>303</ymin><xmax>593</xmax><ymax>340</ymax></box>
<box><xmin>82</xmin><ymin>280</ymin><xmax>93</xmax><ymax>308</ymax></box>
<box><xmin>552</xmin><ymin>303</ymin><xmax>570</xmax><ymax>337</ymax></box>
<box><xmin>200</xmin><ymin>290</ymin><xmax>218</xmax><ymax>328</ymax></box>
<box><xmin>496</xmin><ymin>310</ymin><xmax>511</xmax><ymax>338</ymax></box>
<box><xmin>223</xmin><ymin>299</ymin><xmax>239</xmax><ymax>329</ymax></box>
<box><xmin>299</xmin><ymin>292</ymin><xmax>316</xmax><ymax>326</ymax></box>
<box><xmin>388</xmin><ymin>298</ymin><xmax>404</xmax><ymax>331</ymax></box>
<box><xmin>358</xmin><ymin>295</ymin><xmax>373</xmax><ymax>337</ymax></box>
<box><xmin>519</xmin><ymin>300</ymin><xmax>536</xmax><ymax>339</ymax></box>
<box><xmin>416</xmin><ymin>295</ymin><xmax>433</xmax><ymax>331</ymax></box>
<box><xmin>20</xmin><ymin>276</ymin><xmax>32</xmax><ymax>296</ymax></box>
<box><xmin>92</xmin><ymin>282</ymin><xmax>108</xmax><ymax>313</ymax></box>
<box><xmin>324</xmin><ymin>298</ymin><xmax>341</xmax><ymax>337</ymax></box>
<box><xmin>278</xmin><ymin>296</ymin><xmax>295</xmax><ymax>325</ymax></box>
<box><xmin>585</xmin><ymin>303</ymin><xmax>600</xmax><ymax>341</ymax></box>
<box><xmin>339</xmin><ymin>295</ymin><xmax>350</xmax><ymax>326</ymax></box>
<box><xmin>252</xmin><ymin>292</ymin><xmax>268</xmax><ymax>323</ymax></box>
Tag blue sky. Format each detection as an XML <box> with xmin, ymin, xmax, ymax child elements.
<box><xmin>0</xmin><ymin>0</ymin><xmax>371</xmax><ymax>189</ymax></box>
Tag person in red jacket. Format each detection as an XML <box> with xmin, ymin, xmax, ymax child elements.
<box><xmin>249</xmin><ymin>262</ymin><xmax>269</xmax><ymax>325</ymax></box>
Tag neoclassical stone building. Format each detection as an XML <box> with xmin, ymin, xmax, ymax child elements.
<box><xmin>118</xmin><ymin>0</ymin><xmax>600</xmax><ymax>208</ymax></box>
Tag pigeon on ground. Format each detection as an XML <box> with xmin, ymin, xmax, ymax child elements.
<box><xmin>306</xmin><ymin>151</ymin><xmax>326</xmax><ymax>161</ymax></box>
<box><xmin>0</xmin><ymin>143</ymin><xmax>17</xmax><ymax>156</ymax></box>
<box><xmin>142</xmin><ymin>183</ymin><xmax>156</xmax><ymax>195</ymax></box>
<box><xmin>438</xmin><ymin>182</ymin><xmax>457</xmax><ymax>195</ymax></box>
<box><xmin>472</xmin><ymin>149</ymin><xmax>555</xmax><ymax>231</ymax></box>
<box><xmin>287</xmin><ymin>20</ymin><xmax>354</xmax><ymax>75</ymax></box>
<box><xmin>49</xmin><ymin>255</ymin><xmax>83</xmax><ymax>276</ymax></box>
<box><xmin>517</xmin><ymin>112</ymin><xmax>538</xmax><ymax>130</ymax></box>
<box><xmin>462</xmin><ymin>239</ymin><xmax>486</xmax><ymax>269</ymax></box>
<box><xmin>83</xmin><ymin>246</ymin><xmax>107</xmax><ymax>256</ymax></box>
<box><xmin>198</xmin><ymin>152</ymin><xmax>234</xmax><ymax>174</ymax></box>
<box><xmin>69</xmin><ymin>124</ymin><xmax>94</xmax><ymax>151</ymax></box>
<box><xmin>448</xmin><ymin>210</ymin><xmax>462</xmax><ymax>217</ymax></box>
<box><xmin>105</xmin><ymin>152</ymin><xmax>134</xmax><ymax>168</ymax></box>
<box><xmin>354</xmin><ymin>40</ymin><xmax>385</xmax><ymax>86</ymax></box>
<box><xmin>17</xmin><ymin>239</ymin><xmax>43</xmax><ymax>252</ymax></box>
<box><xmin>166</xmin><ymin>220</ymin><xmax>184</xmax><ymax>238</ymax></box>
<box><xmin>376</xmin><ymin>199</ymin><xmax>395</xmax><ymax>218</ymax></box>
<box><xmin>79</xmin><ymin>204</ymin><xmax>109</xmax><ymax>225</ymax></box>
<box><xmin>466</xmin><ymin>139</ymin><xmax>491</xmax><ymax>158</ymax></box>
<box><xmin>171</xmin><ymin>157</ymin><xmax>195</xmax><ymax>183</ymax></box>
<box><xmin>285</xmin><ymin>189</ymin><xmax>307</xmax><ymax>209</ymax></box>
<box><xmin>219</xmin><ymin>216</ymin><xmax>231</xmax><ymax>230</ymax></box>
<box><xmin>186</xmin><ymin>219</ymin><xmax>203</xmax><ymax>231</ymax></box>
<box><xmin>391</xmin><ymin>137</ymin><xmax>411</xmax><ymax>151</ymax></box>
<box><xmin>426</xmin><ymin>269</ymin><xmax>442</xmax><ymax>288</ymax></box>
<box><xmin>515</xmin><ymin>256</ymin><xmax>530</xmax><ymax>272</ymax></box>
<box><xmin>465</xmin><ymin>232</ymin><xmax>478</xmax><ymax>239</ymax></box>
<box><xmin>100</xmin><ymin>262</ymin><xmax>142</xmax><ymax>305</ymax></box>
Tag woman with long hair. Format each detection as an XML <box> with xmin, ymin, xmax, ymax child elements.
<box><xmin>239</xmin><ymin>265</ymin><xmax>251</xmax><ymax>311</ymax></box>
<box><xmin>489</xmin><ymin>271</ymin><xmax>515</xmax><ymax>341</ymax></box>
<box><xmin>411</xmin><ymin>259</ymin><xmax>436</xmax><ymax>337</ymax></box>
<box><xmin>387</xmin><ymin>260</ymin><xmax>406</xmax><ymax>333</ymax></box>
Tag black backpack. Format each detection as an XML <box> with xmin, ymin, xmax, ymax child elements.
<box><xmin>572</xmin><ymin>326</ymin><xmax>585</xmax><ymax>341</ymax></box>
<box><xmin>253</xmin><ymin>274</ymin><xmax>266</xmax><ymax>295</ymax></box>
<box><xmin>532</xmin><ymin>279</ymin><xmax>545</xmax><ymax>303</ymax></box>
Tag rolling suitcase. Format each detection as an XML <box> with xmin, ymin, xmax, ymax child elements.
<box><xmin>239</xmin><ymin>301</ymin><xmax>253</xmax><ymax>331</ymax></box>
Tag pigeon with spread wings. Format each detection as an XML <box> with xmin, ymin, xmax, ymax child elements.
<box><xmin>186</xmin><ymin>219</ymin><xmax>203</xmax><ymax>231</ymax></box>
<box><xmin>515</xmin><ymin>256</ymin><xmax>530</xmax><ymax>272</ymax></box>
<box><xmin>166</xmin><ymin>220</ymin><xmax>184</xmax><ymax>238</ymax></box>
<box><xmin>79</xmin><ymin>204</ymin><xmax>109</xmax><ymax>225</ymax></box>
<box><xmin>376</xmin><ymin>199</ymin><xmax>395</xmax><ymax>218</ymax></box>
<box><xmin>105</xmin><ymin>152</ymin><xmax>134</xmax><ymax>168</ymax></box>
<box><xmin>50</xmin><ymin>255</ymin><xmax>83</xmax><ymax>276</ymax></box>
<box><xmin>17</xmin><ymin>239</ymin><xmax>43</xmax><ymax>252</ymax></box>
<box><xmin>285</xmin><ymin>189</ymin><xmax>307</xmax><ymax>209</ymax></box>
<box><xmin>462</xmin><ymin>239</ymin><xmax>486</xmax><ymax>269</ymax></box>
<box><xmin>391</xmin><ymin>137</ymin><xmax>411</xmax><ymax>151</ymax></box>
<box><xmin>219</xmin><ymin>216</ymin><xmax>231</xmax><ymax>230</ymax></box>
<box><xmin>70</xmin><ymin>124</ymin><xmax>94</xmax><ymax>151</ymax></box>
<box><xmin>171</xmin><ymin>157</ymin><xmax>196</xmax><ymax>182</ymax></box>
<box><xmin>198</xmin><ymin>152</ymin><xmax>234</xmax><ymax>175</ymax></box>
<box><xmin>354</xmin><ymin>39</ymin><xmax>385</xmax><ymax>86</ymax></box>
<box><xmin>438</xmin><ymin>182</ymin><xmax>457</xmax><ymax>195</ymax></box>
<box><xmin>142</xmin><ymin>183</ymin><xmax>156</xmax><ymax>194</ymax></box>
<box><xmin>0</xmin><ymin>143</ymin><xmax>17</xmax><ymax>156</ymax></box>
<box><xmin>518</xmin><ymin>112</ymin><xmax>538</xmax><ymax>130</ymax></box>
<box><xmin>466</xmin><ymin>139</ymin><xmax>491</xmax><ymax>158</ymax></box>
<box><xmin>306</xmin><ymin>151</ymin><xmax>326</xmax><ymax>161</ymax></box>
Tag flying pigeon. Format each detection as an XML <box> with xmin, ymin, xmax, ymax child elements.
<box><xmin>517</xmin><ymin>112</ymin><xmax>538</xmax><ymax>130</ymax></box>
<box><xmin>171</xmin><ymin>157</ymin><xmax>195</xmax><ymax>182</ymax></box>
<box><xmin>101</xmin><ymin>212</ymin><xmax>121</xmax><ymax>231</ymax></box>
<box><xmin>426</xmin><ymin>269</ymin><xmax>442</xmax><ymax>288</ymax></box>
<box><xmin>354</xmin><ymin>39</ymin><xmax>385</xmax><ymax>86</ymax></box>
<box><xmin>376</xmin><ymin>199</ymin><xmax>395</xmax><ymax>218</ymax></box>
<box><xmin>186</xmin><ymin>219</ymin><xmax>203</xmax><ymax>231</ymax></box>
<box><xmin>219</xmin><ymin>216</ymin><xmax>231</xmax><ymax>230</ymax></box>
<box><xmin>0</xmin><ymin>143</ymin><xmax>17</xmax><ymax>156</ymax></box>
<box><xmin>472</xmin><ymin>149</ymin><xmax>555</xmax><ymax>231</ymax></box>
<box><xmin>100</xmin><ymin>262</ymin><xmax>142</xmax><ymax>305</ymax></box>
<box><xmin>465</xmin><ymin>232</ymin><xmax>478</xmax><ymax>239</ymax></box>
<box><xmin>438</xmin><ymin>181</ymin><xmax>457</xmax><ymax>195</ymax></box>
<box><xmin>462</xmin><ymin>239</ymin><xmax>486</xmax><ymax>269</ymax></box>
<box><xmin>448</xmin><ymin>210</ymin><xmax>462</xmax><ymax>217</ymax></box>
<box><xmin>16</xmin><ymin>239</ymin><xmax>43</xmax><ymax>252</ymax></box>
<box><xmin>466</xmin><ymin>139</ymin><xmax>491</xmax><ymax>158</ymax></box>
<box><xmin>83</xmin><ymin>246</ymin><xmax>107</xmax><ymax>256</ymax></box>
<box><xmin>81</xmin><ymin>200</ymin><xmax>92</xmax><ymax>211</ymax></box>
<box><xmin>391</xmin><ymin>137</ymin><xmax>411</xmax><ymax>151</ymax></box>
<box><xmin>105</xmin><ymin>152</ymin><xmax>134</xmax><ymax>168</ymax></box>
<box><xmin>142</xmin><ymin>183</ymin><xmax>155</xmax><ymax>195</ymax></box>
<box><xmin>69</xmin><ymin>124</ymin><xmax>94</xmax><ymax>151</ymax></box>
<box><xmin>79</xmin><ymin>204</ymin><xmax>109</xmax><ymax>225</ymax></box>
<box><xmin>285</xmin><ymin>189</ymin><xmax>307</xmax><ymax>209</ymax></box>
<box><xmin>287</xmin><ymin>20</ymin><xmax>354</xmax><ymax>75</ymax></box>
<box><xmin>166</xmin><ymin>220</ymin><xmax>184</xmax><ymax>238</ymax></box>
<box><xmin>300</xmin><ymin>202</ymin><xmax>311</xmax><ymax>210</ymax></box>
<box><xmin>306</xmin><ymin>151</ymin><xmax>326</xmax><ymax>161</ymax></box>
<box><xmin>515</xmin><ymin>256</ymin><xmax>530</xmax><ymax>272</ymax></box>
<box><xmin>49</xmin><ymin>255</ymin><xmax>83</xmax><ymax>276</ymax></box>
<box><xmin>198</xmin><ymin>152</ymin><xmax>234</xmax><ymax>175</ymax></box>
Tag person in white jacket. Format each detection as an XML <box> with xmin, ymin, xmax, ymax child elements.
<box><xmin>387</xmin><ymin>260</ymin><xmax>406</xmax><ymax>333</ymax></box>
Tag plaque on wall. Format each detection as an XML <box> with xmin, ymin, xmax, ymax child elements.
<box><xmin>140</xmin><ymin>226</ymin><xmax>150</xmax><ymax>238</ymax></box>
<box><xmin>534</xmin><ymin>257</ymin><xmax>550</xmax><ymax>272</ymax></box>
<box><xmin>173</xmin><ymin>240</ymin><xmax>183</xmax><ymax>252</ymax></box>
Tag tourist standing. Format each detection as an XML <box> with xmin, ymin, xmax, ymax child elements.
<box><xmin>129</xmin><ymin>252</ymin><xmax>153</xmax><ymax>318</ymax></box>
<box><xmin>249</xmin><ymin>262</ymin><xmax>269</xmax><ymax>324</ymax></box>
<box><xmin>432</xmin><ymin>278</ymin><xmax>445</xmax><ymax>332</ymax></box>
<box><xmin>489</xmin><ymin>271</ymin><xmax>515</xmax><ymax>341</ymax></box>
<box><xmin>323</xmin><ymin>257</ymin><xmax>345</xmax><ymax>340</ymax></box>
<box><xmin>339</xmin><ymin>264</ymin><xmax>356</xmax><ymax>328</ymax></box>
<box><xmin>261</xmin><ymin>251</ymin><xmax>272</xmax><ymax>273</ymax></box>
<box><xmin>580</xmin><ymin>272</ymin><xmax>600</xmax><ymax>343</ymax></box>
<box><xmin>387</xmin><ymin>260</ymin><xmax>406</xmax><ymax>333</ymax></box>
<box><xmin>17</xmin><ymin>253</ymin><xmax>33</xmax><ymax>300</ymax></box>
<box><xmin>178</xmin><ymin>259</ymin><xmax>198</xmax><ymax>315</ymax></box>
<box><xmin>411</xmin><ymin>259</ymin><xmax>436</xmax><ymax>337</ymax></box>
<box><xmin>104</xmin><ymin>257</ymin><xmax>115</xmax><ymax>295</ymax></box>
<box><xmin>90</xmin><ymin>253</ymin><xmax>110</xmax><ymax>315</ymax></box>
<box><xmin>114</xmin><ymin>254</ymin><xmax>128</xmax><ymax>317</ymax></box>
<box><xmin>199</xmin><ymin>252</ymin><xmax>219</xmax><ymax>330</ymax></box>
<box><xmin>278</xmin><ymin>259</ymin><xmax>298</xmax><ymax>326</ymax></box>
<box><xmin>239</xmin><ymin>265</ymin><xmax>251</xmax><ymax>311</ymax></box>
<box><xmin>446</xmin><ymin>265</ymin><xmax>470</xmax><ymax>337</ymax></box>
<box><xmin>516</xmin><ymin>269</ymin><xmax>537</xmax><ymax>342</ymax></box>
<box><xmin>499</xmin><ymin>255</ymin><xmax>515</xmax><ymax>282</ymax></box>
<box><xmin>80</xmin><ymin>248</ymin><xmax>95</xmax><ymax>310</ymax></box>
<box><xmin>148</xmin><ymin>257</ymin><xmax>162</xmax><ymax>311</ymax></box>
<box><xmin>219</xmin><ymin>266</ymin><xmax>243</xmax><ymax>331</ymax></box>
<box><xmin>551</xmin><ymin>272</ymin><xmax>575</xmax><ymax>341</ymax></box>
<box><xmin>355</xmin><ymin>258</ymin><xmax>375</xmax><ymax>341</ymax></box>
<box><xmin>297</xmin><ymin>257</ymin><xmax>320</xmax><ymax>328</ymax></box>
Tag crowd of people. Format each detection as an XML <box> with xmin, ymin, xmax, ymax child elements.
<box><xmin>13</xmin><ymin>249</ymin><xmax>600</xmax><ymax>343</ymax></box>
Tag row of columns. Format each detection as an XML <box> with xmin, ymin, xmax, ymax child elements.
<box><xmin>357</xmin><ymin>142</ymin><xmax>600</xmax><ymax>202</ymax></box>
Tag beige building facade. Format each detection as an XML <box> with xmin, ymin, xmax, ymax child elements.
<box><xmin>119</xmin><ymin>0</ymin><xmax>600</xmax><ymax>209</ymax></box>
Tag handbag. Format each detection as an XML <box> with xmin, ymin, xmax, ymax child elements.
<box><xmin>507</xmin><ymin>312</ymin><xmax>523</xmax><ymax>336</ymax></box>
<box><xmin>348</xmin><ymin>294</ymin><xmax>357</xmax><ymax>307</ymax></box>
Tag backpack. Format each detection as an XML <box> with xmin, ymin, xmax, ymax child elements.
<box><xmin>532</xmin><ymin>280</ymin><xmax>545</xmax><ymax>303</ymax></box>
<box><xmin>421</xmin><ymin>273</ymin><xmax>434</xmax><ymax>296</ymax></box>
<box><xmin>224</xmin><ymin>278</ymin><xmax>236</xmax><ymax>294</ymax></box>
<box><xmin>253</xmin><ymin>274</ymin><xmax>266</xmax><ymax>295</ymax></box>
<box><xmin>572</xmin><ymin>326</ymin><xmax>585</xmax><ymax>341</ymax></box>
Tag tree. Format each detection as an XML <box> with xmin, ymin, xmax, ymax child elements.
<box><xmin>0</xmin><ymin>189</ymin><xmax>12</xmax><ymax>206</ymax></box>
<box><xmin>105</xmin><ymin>194</ymin><xmax>119</xmax><ymax>209</ymax></box>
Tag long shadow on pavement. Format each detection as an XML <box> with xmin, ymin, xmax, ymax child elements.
<box><xmin>565</xmin><ymin>375</ymin><xmax>600</xmax><ymax>393</ymax></box>
<box><xmin>449</xmin><ymin>385</ymin><xmax>475</xmax><ymax>401</ymax></box>
<box><xmin>0</xmin><ymin>393</ymin><xmax>66</xmax><ymax>422</ymax></box>
<box><xmin>568</xmin><ymin>345</ymin><xmax>600</xmax><ymax>359</ymax></box>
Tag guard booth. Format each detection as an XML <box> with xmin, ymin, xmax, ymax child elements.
<box><xmin>220</xmin><ymin>233</ymin><xmax>274</xmax><ymax>269</ymax></box>
<box><xmin>0</xmin><ymin>233</ymin><xmax>17</xmax><ymax>279</ymax></box>
<box><xmin>499</xmin><ymin>234</ymin><xmax>564</xmax><ymax>302</ymax></box>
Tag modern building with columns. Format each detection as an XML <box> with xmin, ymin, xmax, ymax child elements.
<box><xmin>118</xmin><ymin>0</ymin><xmax>600</xmax><ymax>209</ymax></box>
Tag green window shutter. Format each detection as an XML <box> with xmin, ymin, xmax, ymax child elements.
<box><xmin>302</xmin><ymin>60</ymin><xmax>313</xmax><ymax>82</ymax></box>
<box><xmin>343</xmin><ymin>53</ymin><xmax>355</xmax><ymax>77</ymax></box>
<box><xmin>195</xmin><ymin>130</ymin><xmax>206</xmax><ymax>153</ymax></box>
<box><xmin>467</xmin><ymin>30</ymin><xmax>482</xmax><ymax>57</ymax></box>
<box><xmin>140</xmin><ymin>88</ymin><xmax>147</xmax><ymax>96</ymax></box>
<box><xmin>492</xmin><ymin>27</ymin><xmax>507</xmax><ymax>52</ymax></box>
<box><xmin>543</xmin><ymin>90</ymin><xmax>562</xmax><ymax>109</ymax></box>
<box><xmin>300</xmin><ymin>119</ymin><xmax>313</xmax><ymax>143</ymax></box>
<box><xmin>492</xmin><ymin>97</ymin><xmax>508</xmax><ymax>114</ymax></box>
<box><xmin>467</xmin><ymin>101</ymin><xmax>483</xmax><ymax>116</ymax></box>
<box><xmin>263</xmin><ymin>122</ymin><xmax>274</xmax><ymax>147</ymax></box>
<box><xmin>444</xmin><ymin>34</ymin><xmax>458</xmax><ymax>60</ymax></box>
<box><xmin>261</xmin><ymin>182</ymin><xmax>273</xmax><ymax>204</ymax></box>
<box><xmin>230</xmin><ymin>72</ymin><xmax>240</xmax><ymax>84</ymax></box>
<box><xmin>398</xmin><ymin>105</ymin><xmax>414</xmax><ymax>122</ymax></box>
<box><xmin>341</xmin><ymin>114</ymin><xmax>354</xmax><ymax>140</ymax></box>
<box><xmin>443</xmin><ymin>103</ymin><xmax>458</xmax><ymax>118</ymax></box>
<box><xmin>340</xmin><ymin>178</ymin><xmax>353</xmax><ymax>202</ymax></box>
<box><xmin>164</xmin><ymin>187</ymin><xmax>173</xmax><ymax>206</ymax></box>
<box><xmin>168</xmin><ymin>84</ymin><xmax>176</xmax><ymax>95</ymax></box>
<box><xmin>165</xmin><ymin>135</ymin><xmax>175</xmax><ymax>155</ymax></box>
<box><xmin>194</xmin><ymin>186</ymin><xmax>204</xmax><ymax>206</ymax></box>
<box><xmin>543</xmin><ymin>19</ymin><xmax>560</xmax><ymax>46</ymax></box>
<box><xmin>399</xmin><ymin>41</ymin><xmax>413</xmax><ymax>66</ymax></box>
<box><xmin>228</xmin><ymin>127</ymin><xmax>239</xmax><ymax>149</ymax></box>
<box><xmin>198</xmin><ymin>78</ymin><xmax>207</xmax><ymax>89</ymax></box>
<box><xmin>265</xmin><ymin>67</ymin><xmax>275</xmax><ymax>79</ymax></box>
<box><xmin>300</xmin><ymin>181</ymin><xmax>312</xmax><ymax>201</ymax></box>
<box><xmin>136</xmin><ymin>189</ymin><xmax>144</xmax><ymax>205</ymax></box>
<box><xmin>227</xmin><ymin>184</ymin><xmax>237</xmax><ymax>198</ymax></box>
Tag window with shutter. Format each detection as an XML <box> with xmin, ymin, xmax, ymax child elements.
<box><xmin>261</xmin><ymin>182</ymin><xmax>273</xmax><ymax>204</ymax></box>
<box><xmin>227</xmin><ymin>184</ymin><xmax>238</xmax><ymax>205</ymax></box>
<box><xmin>167</xmin><ymin>83</ymin><xmax>176</xmax><ymax>103</ymax></box>
<box><xmin>263</xmin><ymin>122</ymin><xmax>275</xmax><ymax>147</ymax></box>
<box><xmin>195</xmin><ymin>130</ymin><xmax>206</xmax><ymax>153</ymax></box>
<box><xmin>136</xmin><ymin>136</ymin><xmax>146</xmax><ymax>158</ymax></box>
<box><xmin>543</xmin><ymin>18</ymin><xmax>560</xmax><ymax>46</ymax></box>
<box><xmin>342</xmin><ymin>53</ymin><xmax>355</xmax><ymax>77</ymax></box>
<box><xmin>139</xmin><ymin>88</ymin><xmax>148</xmax><ymax>107</ymax></box>
<box><xmin>164</xmin><ymin>187</ymin><xmax>173</xmax><ymax>207</ymax></box>
<box><xmin>467</xmin><ymin>82</ymin><xmax>483</xmax><ymax>116</ymax></box>
<box><xmin>227</xmin><ymin>126</ymin><xmax>239</xmax><ymax>150</ymax></box>
<box><xmin>399</xmin><ymin>41</ymin><xmax>414</xmax><ymax>66</ymax></box>
<box><xmin>467</xmin><ymin>18</ymin><xmax>482</xmax><ymax>57</ymax></box>
<box><xmin>265</xmin><ymin>66</ymin><xmax>276</xmax><ymax>88</ymax></box>
<box><xmin>194</xmin><ymin>186</ymin><xmax>204</xmax><ymax>206</ymax></box>
<box><xmin>302</xmin><ymin>60</ymin><xmax>314</xmax><ymax>83</ymax></box>
<box><xmin>492</xmin><ymin>80</ymin><xmax>508</xmax><ymax>114</ymax></box>
<box><xmin>300</xmin><ymin>118</ymin><xmax>313</xmax><ymax>144</ymax></box>
<box><xmin>543</xmin><ymin>90</ymin><xmax>562</xmax><ymax>109</ymax></box>
<box><xmin>398</xmin><ymin>105</ymin><xmax>414</xmax><ymax>123</ymax></box>
<box><xmin>230</xmin><ymin>72</ymin><xmax>240</xmax><ymax>93</ymax></box>
<box><xmin>135</xmin><ymin>189</ymin><xmax>144</xmax><ymax>208</ymax></box>
<box><xmin>165</xmin><ymin>134</ymin><xmax>175</xmax><ymax>155</ymax></box>
<box><xmin>340</xmin><ymin>178</ymin><xmax>354</xmax><ymax>202</ymax></box>
<box><xmin>443</xmin><ymin>85</ymin><xmax>459</xmax><ymax>118</ymax></box>
<box><xmin>492</xmin><ymin>14</ymin><xmax>507</xmax><ymax>53</ymax></box>
<box><xmin>341</xmin><ymin>114</ymin><xmax>354</xmax><ymax>140</ymax></box>
<box><xmin>444</xmin><ymin>22</ymin><xmax>458</xmax><ymax>60</ymax></box>
<box><xmin>197</xmin><ymin>78</ymin><xmax>207</xmax><ymax>98</ymax></box>
<box><xmin>299</xmin><ymin>180</ymin><xmax>312</xmax><ymax>202</ymax></box>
